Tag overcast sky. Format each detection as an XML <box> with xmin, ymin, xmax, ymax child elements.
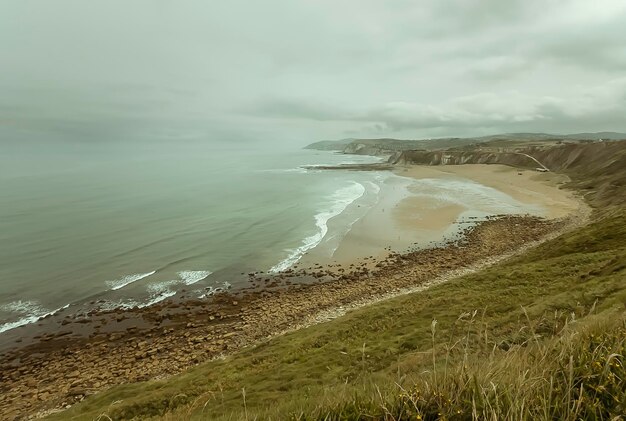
<box><xmin>1</xmin><ymin>0</ymin><xmax>626</xmax><ymax>145</ymax></box>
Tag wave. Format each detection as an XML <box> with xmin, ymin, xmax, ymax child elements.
<box><xmin>99</xmin><ymin>269</ymin><xmax>214</xmax><ymax>310</ymax></box>
<box><xmin>177</xmin><ymin>270</ymin><xmax>212</xmax><ymax>285</ymax></box>
<box><xmin>0</xmin><ymin>301</ymin><xmax>70</xmax><ymax>334</ymax></box>
<box><xmin>0</xmin><ymin>269</ymin><xmax>213</xmax><ymax>327</ymax></box>
<box><xmin>139</xmin><ymin>290</ymin><xmax>177</xmax><ymax>308</ymax></box>
<box><xmin>141</xmin><ymin>278</ymin><xmax>179</xmax><ymax>307</ymax></box>
<box><xmin>105</xmin><ymin>271</ymin><xmax>156</xmax><ymax>291</ymax></box>
<box><xmin>140</xmin><ymin>271</ymin><xmax>212</xmax><ymax>306</ymax></box>
<box><xmin>269</xmin><ymin>181</ymin><xmax>366</xmax><ymax>273</ymax></box>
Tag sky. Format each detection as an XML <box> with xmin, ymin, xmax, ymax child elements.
<box><xmin>1</xmin><ymin>0</ymin><xmax>626</xmax><ymax>146</ymax></box>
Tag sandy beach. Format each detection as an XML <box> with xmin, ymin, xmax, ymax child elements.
<box><xmin>0</xmin><ymin>163</ymin><xmax>589</xmax><ymax>419</ymax></box>
<box><xmin>397</xmin><ymin>164</ymin><xmax>580</xmax><ymax>219</ymax></box>
<box><xmin>316</xmin><ymin>164</ymin><xmax>582</xmax><ymax>266</ymax></box>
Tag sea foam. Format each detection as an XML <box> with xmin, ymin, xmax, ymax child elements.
<box><xmin>139</xmin><ymin>290</ymin><xmax>177</xmax><ymax>308</ymax></box>
<box><xmin>177</xmin><ymin>270</ymin><xmax>212</xmax><ymax>285</ymax></box>
<box><xmin>0</xmin><ymin>301</ymin><xmax>70</xmax><ymax>333</ymax></box>
<box><xmin>269</xmin><ymin>181</ymin><xmax>366</xmax><ymax>273</ymax></box>
<box><xmin>103</xmin><ymin>270</ymin><xmax>213</xmax><ymax>310</ymax></box>
<box><xmin>105</xmin><ymin>271</ymin><xmax>156</xmax><ymax>291</ymax></box>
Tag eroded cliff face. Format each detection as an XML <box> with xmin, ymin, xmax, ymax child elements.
<box><xmin>390</xmin><ymin>150</ymin><xmax>539</xmax><ymax>167</ymax></box>
<box><xmin>391</xmin><ymin>142</ymin><xmax>623</xmax><ymax>170</ymax></box>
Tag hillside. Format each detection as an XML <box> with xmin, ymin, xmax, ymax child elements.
<box><xmin>40</xmin><ymin>141</ymin><xmax>626</xmax><ymax>420</ymax></box>
<box><xmin>304</xmin><ymin>132</ymin><xmax>626</xmax><ymax>156</ymax></box>
<box><xmin>303</xmin><ymin>138</ymin><xmax>355</xmax><ymax>151</ymax></box>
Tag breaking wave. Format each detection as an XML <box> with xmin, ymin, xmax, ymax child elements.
<box><xmin>269</xmin><ymin>181</ymin><xmax>365</xmax><ymax>273</ymax></box>
<box><xmin>105</xmin><ymin>271</ymin><xmax>156</xmax><ymax>291</ymax></box>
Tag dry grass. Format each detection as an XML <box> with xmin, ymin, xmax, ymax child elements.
<box><xmin>301</xmin><ymin>310</ymin><xmax>626</xmax><ymax>421</ymax></box>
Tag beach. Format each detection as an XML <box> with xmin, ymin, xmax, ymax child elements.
<box><xmin>305</xmin><ymin>164</ymin><xmax>581</xmax><ymax>266</ymax></box>
<box><xmin>398</xmin><ymin>164</ymin><xmax>579</xmax><ymax>218</ymax></box>
<box><xmin>0</xmin><ymin>163</ymin><xmax>588</xmax><ymax>419</ymax></box>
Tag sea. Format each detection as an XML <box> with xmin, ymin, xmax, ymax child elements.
<box><xmin>0</xmin><ymin>141</ymin><xmax>541</xmax><ymax>335</ymax></box>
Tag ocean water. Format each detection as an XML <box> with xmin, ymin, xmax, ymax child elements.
<box><xmin>0</xmin><ymin>141</ymin><xmax>545</xmax><ymax>335</ymax></box>
<box><xmin>0</xmin><ymin>142</ymin><xmax>388</xmax><ymax>333</ymax></box>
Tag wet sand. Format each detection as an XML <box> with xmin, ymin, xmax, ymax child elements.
<box><xmin>397</xmin><ymin>164</ymin><xmax>580</xmax><ymax>219</ymax></box>
<box><xmin>324</xmin><ymin>164</ymin><xmax>581</xmax><ymax>265</ymax></box>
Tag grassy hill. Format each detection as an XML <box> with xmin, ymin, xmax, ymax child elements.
<box><xmin>47</xmin><ymin>142</ymin><xmax>626</xmax><ymax>421</ymax></box>
<box><xmin>304</xmin><ymin>132</ymin><xmax>626</xmax><ymax>156</ymax></box>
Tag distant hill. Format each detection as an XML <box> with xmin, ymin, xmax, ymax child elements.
<box><xmin>471</xmin><ymin>132</ymin><xmax>626</xmax><ymax>142</ymax></box>
<box><xmin>561</xmin><ymin>132</ymin><xmax>626</xmax><ymax>140</ymax></box>
<box><xmin>304</xmin><ymin>132</ymin><xmax>626</xmax><ymax>156</ymax></box>
<box><xmin>305</xmin><ymin>137</ymin><xmax>481</xmax><ymax>156</ymax></box>
<box><xmin>303</xmin><ymin>138</ymin><xmax>355</xmax><ymax>151</ymax></box>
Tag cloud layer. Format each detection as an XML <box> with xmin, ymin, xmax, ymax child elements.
<box><xmin>1</xmin><ymin>0</ymin><xmax>625</xmax><ymax>143</ymax></box>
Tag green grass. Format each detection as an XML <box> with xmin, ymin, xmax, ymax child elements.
<box><xmin>47</xmin><ymin>207</ymin><xmax>626</xmax><ymax>420</ymax></box>
<box><xmin>294</xmin><ymin>312</ymin><xmax>626</xmax><ymax>421</ymax></box>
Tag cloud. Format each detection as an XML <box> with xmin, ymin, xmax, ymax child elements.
<box><xmin>249</xmin><ymin>77</ymin><xmax>626</xmax><ymax>135</ymax></box>
<box><xmin>241</xmin><ymin>99</ymin><xmax>354</xmax><ymax>122</ymax></box>
<box><xmin>467</xmin><ymin>56</ymin><xmax>529</xmax><ymax>80</ymax></box>
<box><xmin>1</xmin><ymin>0</ymin><xmax>626</xmax><ymax>143</ymax></box>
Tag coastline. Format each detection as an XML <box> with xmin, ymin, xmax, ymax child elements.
<box><xmin>304</xmin><ymin>163</ymin><xmax>581</xmax><ymax>267</ymax></box>
<box><xmin>0</xmin><ymin>163</ymin><xmax>589</xmax><ymax>419</ymax></box>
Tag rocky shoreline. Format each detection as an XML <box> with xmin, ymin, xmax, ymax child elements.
<box><xmin>0</xmin><ymin>212</ymin><xmax>583</xmax><ymax>420</ymax></box>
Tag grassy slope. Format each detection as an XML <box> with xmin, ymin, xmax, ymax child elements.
<box><xmin>48</xmin><ymin>206</ymin><xmax>626</xmax><ymax>420</ymax></box>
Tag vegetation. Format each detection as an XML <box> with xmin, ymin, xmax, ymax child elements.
<box><xmin>48</xmin><ymin>206</ymin><xmax>626</xmax><ymax>420</ymax></box>
<box><xmin>304</xmin><ymin>132</ymin><xmax>626</xmax><ymax>155</ymax></box>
